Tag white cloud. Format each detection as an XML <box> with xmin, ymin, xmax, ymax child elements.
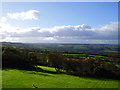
<box><xmin>94</xmin><ymin>22</ymin><xmax>118</xmax><ymax>40</ymax></box>
<box><xmin>0</xmin><ymin>17</ymin><xmax>7</xmax><ymax>23</ymax></box>
<box><xmin>39</xmin><ymin>24</ymin><xmax>92</xmax><ymax>33</ymax></box>
<box><xmin>0</xmin><ymin>22</ymin><xmax>118</xmax><ymax>44</ymax></box>
<box><xmin>43</xmin><ymin>37</ymin><xmax>56</xmax><ymax>41</ymax></box>
<box><xmin>7</xmin><ymin>10</ymin><xmax>39</xmax><ymax>20</ymax></box>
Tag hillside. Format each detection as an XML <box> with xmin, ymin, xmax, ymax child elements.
<box><xmin>2</xmin><ymin>42</ymin><xmax>120</xmax><ymax>88</ymax></box>
<box><xmin>2</xmin><ymin>42</ymin><xmax>119</xmax><ymax>54</ymax></box>
<box><xmin>2</xmin><ymin>66</ymin><xmax>119</xmax><ymax>88</ymax></box>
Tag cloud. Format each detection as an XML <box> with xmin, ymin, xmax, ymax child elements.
<box><xmin>0</xmin><ymin>22</ymin><xmax>118</xmax><ymax>44</ymax></box>
<box><xmin>39</xmin><ymin>22</ymin><xmax>118</xmax><ymax>41</ymax></box>
<box><xmin>7</xmin><ymin>10</ymin><xmax>39</xmax><ymax>20</ymax></box>
<box><xmin>39</xmin><ymin>24</ymin><xmax>95</xmax><ymax>38</ymax></box>
<box><xmin>0</xmin><ymin>17</ymin><xmax>7</xmax><ymax>23</ymax></box>
<box><xmin>93</xmin><ymin>22</ymin><xmax>118</xmax><ymax>40</ymax></box>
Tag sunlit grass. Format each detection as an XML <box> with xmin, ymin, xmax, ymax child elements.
<box><xmin>2</xmin><ymin>66</ymin><xmax>119</xmax><ymax>88</ymax></box>
<box><xmin>0</xmin><ymin>70</ymin><xmax>2</xmax><ymax>89</ymax></box>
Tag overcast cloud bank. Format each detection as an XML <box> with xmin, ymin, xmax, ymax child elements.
<box><xmin>0</xmin><ymin>21</ymin><xmax>118</xmax><ymax>44</ymax></box>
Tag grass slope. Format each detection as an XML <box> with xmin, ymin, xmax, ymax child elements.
<box><xmin>0</xmin><ymin>70</ymin><xmax>2</xmax><ymax>89</ymax></box>
<box><xmin>2</xmin><ymin>66</ymin><xmax>119</xmax><ymax>88</ymax></box>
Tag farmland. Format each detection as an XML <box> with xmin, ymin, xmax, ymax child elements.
<box><xmin>2</xmin><ymin>42</ymin><xmax>119</xmax><ymax>54</ymax></box>
<box><xmin>2</xmin><ymin>42</ymin><xmax>120</xmax><ymax>88</ymax></box>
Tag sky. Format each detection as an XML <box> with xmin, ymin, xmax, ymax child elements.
<box><xmin>0</xmin><ymin>2</ymin><xmax>118</xmax><ymax>44</ymax></box>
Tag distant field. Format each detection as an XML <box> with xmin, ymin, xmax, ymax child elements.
<box><xmin>3</xmin><ymin>42</ymin><xmax>119</xmax><ymax>54</ymax></box>
<box><xmin>2</xmin><ymin>66</ymin><xmax>119</xmax><ymax>88</ymax></box>
<box><xmin>63</xmin><ymin>53</ymin><xmax>106</xmax><ymax>58</ymax></box>
<box><xmin>102</xmin><ymin>50</ymin><xmax>118</xmax><ymax>53</ymax></box>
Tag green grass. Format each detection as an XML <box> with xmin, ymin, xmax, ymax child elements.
<box><xmin>2</xmin><ymin>66</ymin><xmax>119</xmax><ymax>88</ymax></box>
<box><xmin>63</xmin><ymin>54</ymin><xmax>106</xmax><ymax>58</ymax></box>
<box><xmin>0</xmin><ymin>70</ymin><xmax>2</xmax><ymax>89</ymax></box>
<box><xmin>102</xmin><ymin>50</ymin><xmax>118</xmax><ymax>53</ymax></box>
<box><xmin>73</xmin><ymin>45</ymin><xmax>88</xmax><ymax>50</ymax></box>
<box><xmin>64</xmin><ymin>54</ymin><xmax>86</xmax><ymax>56</ymax></box>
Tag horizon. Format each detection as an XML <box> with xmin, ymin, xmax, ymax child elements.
<box><xmin>2</xmin><ymin>41</ymin><xmax>119</xmax><ymax>45</ymax></box>
<box><xmin>0</xmin><ymin>2</ymin><xmax>118</xmax><ymax>44</ymax></box>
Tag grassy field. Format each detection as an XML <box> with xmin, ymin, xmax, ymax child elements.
<box><xmin>63</xmin><ymin>53</ymin><xmax>106</xmax><ymax>58</ymax></box>
<box><xmin>102</xmin><ymin>50</ymin><xmax>118</xmax><ymax>53</ymax></box>
<box><xmin>0</xmin><ymin>70</ymin><xmax>2</xmax><ymax>90</ymax></box>
<box><xmin>2</xmin><ymin>66</ymin><xmax>119</xmax><ymax>88</ymax></box>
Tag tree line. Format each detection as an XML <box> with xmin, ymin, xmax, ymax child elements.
<box><xmin>2</xmin><ymin>46</ymin><xmax>120</xmax><ymax>79</ymax></box>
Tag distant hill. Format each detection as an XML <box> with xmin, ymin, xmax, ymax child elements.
<box><xmin>2</xmin><ymin>42</ymin><xmax>119</xmax><ymax>54</ymax></box>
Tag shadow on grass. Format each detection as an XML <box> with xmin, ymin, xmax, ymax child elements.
<box><xmin>23</xmin><ymin>71</ymin><xmax>53</xmax><ymax>76</ymax></box>
<box><xmin>23</xmin><ymin>67</ymin><xmax>59</xmax><ymax>76</ymax></box>
<box><xmin>37</xmin><ymin>69</ymin><xmax>58</xmax><ymax>74</ymax></box>
<box><xmin>2</xmin><ymin>67</ymin><xmax>58</xmax><ymax>77</ymax></box>
<box><xmin>3</xmin><ymin>67</ymin><xmax>119</xmax><ymax>80</ymax></box>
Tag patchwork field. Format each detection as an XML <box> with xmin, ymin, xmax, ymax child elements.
<box><xmin>2</xmin><ymin>66</ymin><xmax>119</xmax><ymax>88</ymax></box>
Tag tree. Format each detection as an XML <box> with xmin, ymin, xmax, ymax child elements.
<box><xmin>47</xmin><ymin>51</ymin><xmax>65</xmax><ymax>72</ymax></box>
<box><xmin>28</xmin><ymin>52</ymin><xmax>39</xmax><ymax>67</ymax></box>
<box><xmin>2</xmin><ymin>46</ymin><xmax>34</xmax><ymax>70</ymax></box>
